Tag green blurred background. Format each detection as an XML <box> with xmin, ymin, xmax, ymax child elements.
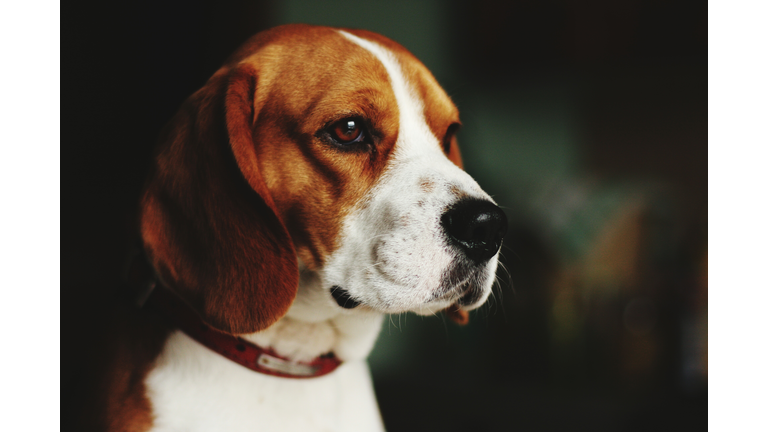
<box><xmin>65</xmin><ymin>0</ymin><xmax>707</xmax><ymax>430</ymax></box>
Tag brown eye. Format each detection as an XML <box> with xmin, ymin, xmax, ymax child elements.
<box><xmin>443</xmin><ymin>122</ymin><xmax>461</xmax><ymax>154</ymax></box>
<box><xmin>330</xmin><ymin>118</ymin><xmax>364</xmax><ymax>145</ymax></box>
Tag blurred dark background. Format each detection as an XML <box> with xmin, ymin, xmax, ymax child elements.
<box><xmin>64</xmin><ymin>0</ymin><xmax>707</xmax><ymax>430</ymax></box>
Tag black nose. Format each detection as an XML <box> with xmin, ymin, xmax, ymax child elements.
<box><xmin>441</xmin><ymin>198</ymin><xmax>508</xmax><ymax>263</ymax></box>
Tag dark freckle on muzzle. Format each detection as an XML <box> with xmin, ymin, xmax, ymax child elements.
<box><xmin>448</xmin><ymin>184</ymin><xmax>468</xmax><ymax>199</ymax></box>
<box><xmin>418</xmin><ymin>177</ymin><xmax>435</xmax><ymax>193</ymax></box>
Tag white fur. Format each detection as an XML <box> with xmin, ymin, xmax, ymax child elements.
<box><xmin>145</xmin><ymin>30</ymin><xmax>500</xmax><ymax>432</ymax></box>
<box><xmin>146</xmin><ymin>331</ymin><xmax>384</xmax><ymax>432</ymax></box>
<box><xmin>146</xmin><ymin>262</ymin><xmax>386</xmax><ymax>431</ymax></box>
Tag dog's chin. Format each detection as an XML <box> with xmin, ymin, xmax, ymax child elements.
<box><xmin>412</xmin><ymin>300</ymin><xmax>455</xmax><ymax>316</ymax></box>
<box><xmin>331</xmin><ymin>286</ymin><xmax>478</xmax><ymax>316</ymax></box>
<box><xmin>329</xmin><ymin>257</ymin><xmax>498</xmax><ymax>315</ymax></box>
<box><xmin>375</xmin><ymin>279</ymin><xmax>493</xmax><ymax>316</ymax></box>
<box><xmin>412</xmin><ymin>285</ymin><xmax>491</xmax><ymax>316</ymax></box>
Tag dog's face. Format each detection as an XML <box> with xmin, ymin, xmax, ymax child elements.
<box><xmin>141</xmin><ymin>25</ymin><xmax>506</xmax><ymax>334</ymax></box>
<box><xmin>245</xmin><ymin>28</ymin><xmax>507</xmax><ymax>316</ymax></box>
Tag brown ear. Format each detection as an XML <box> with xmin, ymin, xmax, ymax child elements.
<box><xmin>140</xmin><ymin>64</ymin><xmax>298</xmax><ymax>335</ymax></box>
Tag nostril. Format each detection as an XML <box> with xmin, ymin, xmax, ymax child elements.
<box><xmin>441</xmin><ymin>198</ymin><xmax>508</xmax><ymax>263</ymax></box>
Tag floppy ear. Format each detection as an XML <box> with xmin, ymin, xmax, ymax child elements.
<box><xmin>140</xmin><ymin>64</ymin><xmax>298</xmax><ymax>335</ymax></box>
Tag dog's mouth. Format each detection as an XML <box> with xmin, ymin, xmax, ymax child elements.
<box><xmin>434</xmin><ymin>263</ymin><xmax>487</xmax><ymax>304</ymax></box>
<box><xmin>330</xmin><ymin>275</ymin><xmax>485</xmax><ymax>312</ymax></box>
<box><xmin>431</xmin><ymin>281</ymin><xmax>484</xmax><ymax>310</ymax></box>
<box><xmin>330</xmin><ymin>286</ymin><xmax>361</xmax><ymax>309</ymax></box>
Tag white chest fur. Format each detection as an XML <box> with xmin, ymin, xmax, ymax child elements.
<box><xmin>145</xmin><ymin>267</ymin><xmax>386</xmax><ymax>432</ymax></box>
<box><xmin>145</xmin><ymin>331</ymin><xmax>384</xmax><ymax>432</ymax></box>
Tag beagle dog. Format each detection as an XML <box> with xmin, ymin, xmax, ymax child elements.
<box><xmin>90</xmin><ymin>24</ymin><xmax>506</xmax><ymax>431</ymax></box>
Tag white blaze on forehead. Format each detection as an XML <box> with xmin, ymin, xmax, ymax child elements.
<box><xmin>338</xmin><ymin>30</ymin><xmax>440</xmax><ymax>159</ymax></box>
<box><xmin>337</xmin><ymin>30</ymin><xmax>487</xmax><ymax>198</ymax></box>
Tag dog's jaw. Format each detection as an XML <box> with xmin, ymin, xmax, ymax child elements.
<box><xmin>244</xmin><ymin>260</ymin><xmax>384</xmax><ymax>362</ymax></box>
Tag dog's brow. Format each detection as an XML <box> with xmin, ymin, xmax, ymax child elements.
<box><xmin>337</xmin><ymin>30</ymin><xmax>440</xmax><ymax>159</ymax></box>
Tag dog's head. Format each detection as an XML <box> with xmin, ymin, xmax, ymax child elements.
<box><xmin>140</xmin><ymin>24</ymin><xmax>506</xmax><ymax>335</ymax></box>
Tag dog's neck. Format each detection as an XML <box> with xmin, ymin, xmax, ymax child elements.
<box><xmin>242</xmin><ymin>262</ymin><xmax>384</xmax><ymax>363</ymax></box>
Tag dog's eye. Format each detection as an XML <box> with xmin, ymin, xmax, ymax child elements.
<box><xmin>329</xmin><ymin>118</ymin><xmax>365</xmax><ymax>145</ymax></box>
<box><xmin>443</xmin><ymin>123</ymin><xmax>461</xmax><ymax>154</ymax></box>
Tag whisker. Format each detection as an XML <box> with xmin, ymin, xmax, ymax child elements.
<box><xmin>501</xmin><ymin>244</ymin><xmax>521</xmax><ymax>261</ymax></box>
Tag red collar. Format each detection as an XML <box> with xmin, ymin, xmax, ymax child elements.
<box><xmin>125</xmin><ymin>250</ymin><xmax>342</xmax><ymax>379</ymax></box>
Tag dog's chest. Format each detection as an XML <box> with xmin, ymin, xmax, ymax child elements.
<box><xmin>144</xmin><ymin>331</ymin><xmax>384</xmax><ymax>432</ymax></box>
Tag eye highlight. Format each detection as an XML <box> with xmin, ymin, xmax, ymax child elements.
<box><xmin>329</xmin><ymin>118</ymin><xmax>366</xmax><ymax>145</ymax></box>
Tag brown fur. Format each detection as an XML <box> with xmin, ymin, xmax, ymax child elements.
<box><xmin>341</xmin><ymin>29</ymin><xmax>464</xmax><ymax>168</ymax></box>
<box><xmin>69</xmin><ymin>302</ymin><xmax>172</xmax><ymax>431</ymax></box>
